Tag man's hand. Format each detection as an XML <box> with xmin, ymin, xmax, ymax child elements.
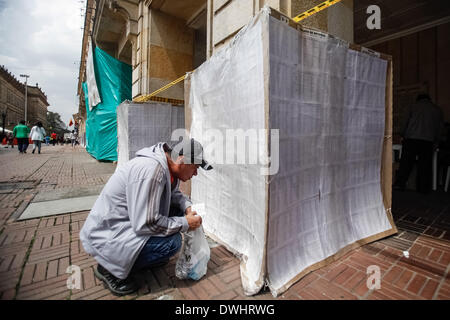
<box><xmin>186</xmin><ymin>211</ymin><xmax>202</xmax><ymax>231</ymax></box>
<box><xmin>185</xmin><ymin>206</ymin><xmax>199</xmax><ymax>218</ymax></box>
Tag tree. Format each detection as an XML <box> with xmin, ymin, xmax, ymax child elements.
<box><xmin>46</xmin><ymin>111</ymin><xmax>69</xmax><ymax>136</ymax></box>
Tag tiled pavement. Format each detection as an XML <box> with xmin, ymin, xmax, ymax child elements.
<box><xmin>0</xmin><ymin>145</ymin><xmax>449</xmax><ymax>300</ymax></box>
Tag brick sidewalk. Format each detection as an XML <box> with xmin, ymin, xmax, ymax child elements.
<box><xmin>0</xmin><ymin>145</ymin><xmax>449</xmax><ymax>300</ymax></box>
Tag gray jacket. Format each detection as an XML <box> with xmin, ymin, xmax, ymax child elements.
<box><xmin>80</xmin><ymin>142</ymin><xmax>192</xmax><ymax>279</ymax></box>
<box><xmin>402</xmin><ymin>99</ymin><xmax>443</xmax><ymax>143</ymax></box>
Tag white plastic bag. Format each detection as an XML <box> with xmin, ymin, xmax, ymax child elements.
<box><xmin>175</xmin><ymin>226</ymin><xmax>210</xmax><ymax>280</ymax></box>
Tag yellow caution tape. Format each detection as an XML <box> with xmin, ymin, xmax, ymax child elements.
<box><xmin>293</xmin><ymin>0</ymin><xmax>343</xmax><ymax>23</ymax></box>
<box><xmin>134</xmin><ymin>74</ymin><xmax>186</xmax><ymax>103</ymax></box>
<box><xmin>133</xmin><ymin>0</ymin><xmax>343</xmax><ymax>103</ymax></box>
<box><xmin>145</xmin><ymin>95</ymin><xmax>184</xmax><ymax>105</ymax></box>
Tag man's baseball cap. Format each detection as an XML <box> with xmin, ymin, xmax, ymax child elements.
<box><xmin>165</xmin><ymin>138</ymin><xmax>213</xmax><ymax>170</ymax></box>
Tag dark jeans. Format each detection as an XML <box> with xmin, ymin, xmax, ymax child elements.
<box><xmin>32</xmin><ymin>140</ymin><xmax>42</xmax><ymax>153</ymax></box>
<box><xmin>132</xmin><ymin>206</ymin><xmax>184</xmax><ymax>272</ymax></box>
<box><xmin>132</xmin><ymin>233</ymin><xmax>182</xmax><ymax>271</ymax></box>
<box><xmin>395</xmin><ymin>138</ymin><xmax>433</xmax><ymax>193</ymax></box>
<box><xmin>17</xmin><ymin>138</ymin><xmax>29</xmax><ymax>153</ymax></box>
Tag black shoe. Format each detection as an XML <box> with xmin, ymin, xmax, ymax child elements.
<box><xmin>32</xmin><ymin>149</ymin><xmax>35</xmax><ymax>154</ymax></box>
<box><xmin>94</xmin><ymin>264</ymin><xmax>138</xmax><ymax>296</ymax></box>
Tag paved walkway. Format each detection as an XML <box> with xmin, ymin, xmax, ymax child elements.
<box><xmin>0</xmin><ymin>145</ymin><xmax>448</xmax><ymax>300</ymax></box>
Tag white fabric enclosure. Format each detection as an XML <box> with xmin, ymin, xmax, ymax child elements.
<box><xmin>86</xmin><ymin>39</ymin><xmax>101</xmax><ymax>110</ymax></box>
<box><xmin>188</xmin><ymin>7</ymin><xmax>396</xmax><ymax>296</ymax></box>
<box><xmin>116</xmin><ymin>101</ymin><xmax>184</xmax><ymax>166</ymax></box>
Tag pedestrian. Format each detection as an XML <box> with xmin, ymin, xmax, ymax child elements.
<box><xmin>80</xmin><ymin>139</ymin><xmax>213</xmax><ymax>296</ymax></box>
<box><xmin>394</xmin><ymin>93</ymin><xmax>444</xmax><ymax>193</ymax></box>
<box><xmin>12</xmin><ymin>120</ymin><xmax>30</xmax><ymax>154</ymax></box>
<box><xmin>69</xmin><ymin>130</ymin><xmax>77</xmax><ymax>147</ymax></box>
<box><xmin>29</xmin><ymin>121</ymin><xmax>46</xmax><ymax>154</ymax></box>
<box><xmin>51</xmin><ymin>132</ymin><xmax>57</xmax><ymax>146</ymax></box>
<box><xmin>7</xmin><ymin>132</ymin><xmax>14</xmax><ymax>148</ymax></box>
<box><xmin>45</xmin><ymin>135</ymin><xmax>50</xmax><ymax>146</ymax></box>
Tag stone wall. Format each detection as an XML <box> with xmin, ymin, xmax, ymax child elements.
<box><xmin>208</xmin><ymin>0</ymin><xmax>353</xmax><ymax>56</ymax></box>
<box><xmin>84</xmin><ymin>0</ymin><xmax>353</xmax><ymax>102</ymax></box>
<box><xmin>0</xmin><ymin>66</ymin><xmax>48</xmax><ymax>130</ymax></box>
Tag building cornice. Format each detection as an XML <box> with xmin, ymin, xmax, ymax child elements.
<box><xmin>0</xmin><ymin>65</ymin><xmax>25</xmax><ymax>94</ymax></box>
<box><xmin>1</xmin><ymin>65</ymin><xmax>49</xmax><ymax>106</ymax></box>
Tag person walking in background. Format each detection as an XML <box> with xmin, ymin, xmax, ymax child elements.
<box><xmin>69</xmin><ymin>130</ymin><xmax>77</xmax><ymax>148</ymax></box>
<box><xmin>29</xmin><ymin>121</ymin><xmax>46</xmax><ymax>154</ymax></box>
<box><xmin>394</xmin><ymin>93</ymin><xmax>444</xmax><ymax>193</ymax></box>
<box><xmin>7</xmin><ymin>132</ymin><xmax>14</xmax><ymax>148</ymax></box>
<box><xmin>13</xmin><ymin>120</ymin><xmax>30</xmax><ymax>154</ymax></box>
<box><xmin>45</xmin><ymin>135</ymin><xmax>50</xmax><ymax>146</ymax></box>
<box><xmin>51</xmin><ymin>132</ymin><xmax>57</xmax><ymax>146</ymax></box>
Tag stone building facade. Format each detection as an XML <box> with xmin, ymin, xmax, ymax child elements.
<box><xmin>0</xmin><ymin>65</ymin><xmax>49</xmax><ymax>131</ymax></box>
<box><xmin>26</xmin><ymin>86</ymin><xmax>49</xmax><ymax>126</ymax></box>
<box><xmin>76</xmin><ymin>0</ymin><xmax>353</xmax><ymax>139</ymax></box>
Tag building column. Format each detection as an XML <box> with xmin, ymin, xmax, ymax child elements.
<box><xmin>147</xmin><ymin>10</ymin><xmax>194</xmax><ymax>100</ymax></box>
<box><xmin>132</xmin><ymin>1</ymin><xmax>148</xmax><ymax>98</ymax></box>
<box><xmin>291</xmin><ymin>0</ymin><xmax>353</xmax><ymax>43</ymax></box>
<box><xmin>207</xmin><ymin>0</ymin><xmax>353</xmax><ymax>59</ymax></box>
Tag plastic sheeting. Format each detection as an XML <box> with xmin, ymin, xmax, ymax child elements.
<box><xmin>266</xmin><ymin>13</ymin><xmax>392</xmax><ymax>295</ymax></box>
<box><xmin>188</xmin><ymin>7</ymin><xmax>395</xmax><ymax>296</ymax></box>
<box><xmin>116</xmin><ymin>101</ymin><xmax>185</xmax><ymax>166</ymax></box>
<box><xmin>86</xmin><ymin>39</ymin><xmax>101</xmax><ymax>110</ymax></box>
<box><xmin>189</xmin><ymin>9</ymin><xmax>268</xmax><ymax>295</ymax></box>
<box><xmin>82</xmin><ymin>47</ymin><xmax>131</xmax><ymax>161</ymax></box>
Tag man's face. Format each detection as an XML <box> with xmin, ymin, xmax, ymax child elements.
<box><xmin>176</xmin><ymin>156</ymin><xmax>199</xmax><ymax>181</ymax></box>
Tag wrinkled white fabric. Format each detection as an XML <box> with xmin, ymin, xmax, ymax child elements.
<box><xmin>189</xmin><ymin>7</ymin><xmax>393</xmax><ymax>296</ymax></box>
<box><xmin>86</xmin><ymin>39</ymin><xmax>101</xmax><ymax>109</ymax></box>
<box><xmin>266</xmin><ymin>15</ymin><xmax>390</xmax><ymax>295</ymax></box>
<box><xmin>117</xmin><ymin>101</ymin><xmax>185</xmax><ymax>167</ymax></box>
<box><xmin>189</xmin><ymin>8</ymin><xmax>269</xmax><ymax>296</ymax></box>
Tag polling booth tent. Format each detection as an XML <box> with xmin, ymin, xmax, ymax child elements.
<box><xmin>187</xmin><ymin>7</ymin><xmax>396</xmax><ymax>297</ymax></box>
<box><xmin>82</xmin><ymin>46</ymin><xmax>131</xmax><ymax>161</ymax></box>
<box><xmin>116</xmin><ymin>100</ymin><xmax>185</xmax><ymax>166</ymax></box>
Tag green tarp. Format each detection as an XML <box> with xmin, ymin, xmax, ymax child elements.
<box><xmin>82</xmin><ymin>47</ymin><xmax>131</xmax><ymax>161</ymax></box>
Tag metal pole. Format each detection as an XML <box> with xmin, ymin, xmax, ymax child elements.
<box><xmin>1</xmin><ymin>111</ymin><xmax>5</xmax><ymax>140</ymax></box>
<box><xmin>25</xmin><ymin>82</ymin><xmax>28</xmax><ymax>122</ymax></box>
<box><xmin>20</xmin><ymin>74</ymin><xmax>30</xmax><ymax>123</ymax></box>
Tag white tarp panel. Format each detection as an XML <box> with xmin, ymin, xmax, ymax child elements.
<box><xmin>189</xmin><ymin>7</ymin><xmax>395</xmax><ymax>297</ymax></box>
<box><xmin>116</xmin><ymin>101</ymin><xmax>185</xmax><ymax>166</ymax></box>
<box><xmin>266</xmin><ymin>15</ymin><xmax>391</xmax><ymax>295</ymax></box>
<box><xmin>189</xmin><ymin>10</ymin><xmax>268</xmax><ymax>296</ymax></box>
<box><xmin>86</xmin><ymin>39</ymin><xmax>101</xmax><ymax>110</ymax></box>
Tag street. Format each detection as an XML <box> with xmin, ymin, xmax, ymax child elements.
<box><xmin>0</xmin><ymin>145</ymin><xmax>449</xmax><ymax>300</ymax></box>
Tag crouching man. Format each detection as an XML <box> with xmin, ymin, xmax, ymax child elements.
<box><xmin>80</xmin><ymin>139</ymin><xmax>212</xmax><ymax>296</ymax></box>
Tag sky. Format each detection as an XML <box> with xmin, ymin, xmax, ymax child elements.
<box><xmin>0</xmin><ymin>0</ymin><xmax>86</xmax><ymax>128</ymax></box>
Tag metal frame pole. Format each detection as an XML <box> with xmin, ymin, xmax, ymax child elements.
<box><xmin>20</xmin><ymin>74</ymin><xmax>30</xmax><ymax>123</ymax></box>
